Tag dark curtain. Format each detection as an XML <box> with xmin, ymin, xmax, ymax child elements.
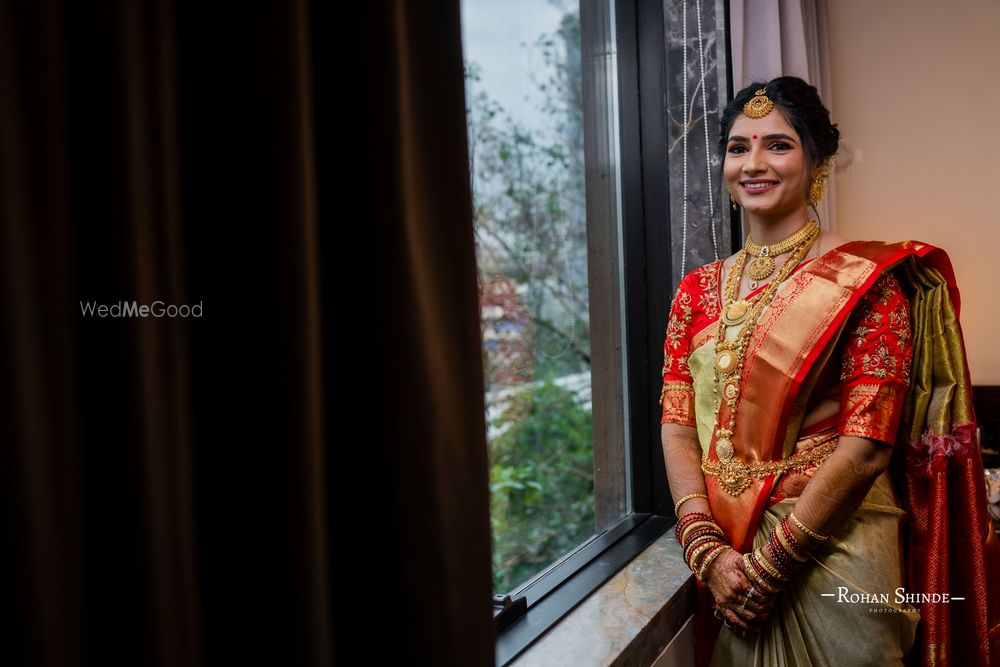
<box><xmin>0</xmin><ymin>0</ymin><xmax>494</xmax><ymax>665</ymax></box>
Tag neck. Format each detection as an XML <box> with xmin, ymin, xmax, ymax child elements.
<box><xmin>745</xmin><ymin>208</ymin><xmax>812</xmax><ymax>245</ymax></box>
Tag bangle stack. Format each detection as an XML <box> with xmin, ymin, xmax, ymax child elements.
<box><xmin>744</xmin><ymin>512</ymin><xmax>828</xmax><ymax>594</ymax></box>
<box><xmin>675</xmin><ymin>511</ymin><xmax>731</xmax><ymax>581</ymax></box>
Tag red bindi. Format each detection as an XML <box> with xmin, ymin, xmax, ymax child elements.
<box><xmin>752</xmin><ymin>134</ymin><xmax>757</xmax><ymax>139</ymax></box>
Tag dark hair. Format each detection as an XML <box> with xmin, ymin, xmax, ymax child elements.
<box><xmin>719</xmin><ymin>76</ymin><xmax>840</xmax><ymax>173</ymax></box>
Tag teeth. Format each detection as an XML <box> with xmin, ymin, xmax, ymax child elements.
<box><xmin>744</xmin><ymin>182</ymin><xmax>777</xmax><ymax>189</ymax></box>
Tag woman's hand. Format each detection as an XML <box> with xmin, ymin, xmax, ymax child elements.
<box><xmin>702</xmin><ymin>549</ymin><xmax>777</xmax><ymax>637</ymax></box>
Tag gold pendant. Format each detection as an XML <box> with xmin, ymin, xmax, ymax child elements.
<box><xmin>723</xmin><ymin>379</ymin><xmax>740</xmax><ymax>402</ymax></box>
<box><xmin>715</xmin><ymin>349</ymin><xmax>738</xmax><ymax>375</ymax></box>
<box><xmin>747</xmin><ymin>255</ymin><xmax>776</xmax><ymax>281</ymax></box>
<box><xmin>716</xmin><ymin>436</ymin><xmax>734</xmax><ymax>461</ymax></box>
<box><xmin>718</xmin><ymin>459</ymin><xmax>752</xmax><ymax>496</ymax></box>
<box><xmin>722</xmin><ymin>300</ymin><xmax>750</xmax><ymax>326</ymax></box>
<box><xmin>714</xmin><ymin>428</ymin><xmax>734</xmax><ymax>461</ymax></box>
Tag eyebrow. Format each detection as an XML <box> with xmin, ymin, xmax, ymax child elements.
<box><xmin>727</xmin><ymin>133</ymin><xmax>797</xmax><ymax>143</ymax></box>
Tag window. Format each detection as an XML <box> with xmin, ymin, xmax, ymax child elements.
<box><xmin>461</xmin><ymin>0</ymin><xmax>722</xmax><ymax>661</ymax></box>
<box><xmin>462</xmin><ymin>0</ymin><xmax>615</xmax><ymax>600</ymax></box>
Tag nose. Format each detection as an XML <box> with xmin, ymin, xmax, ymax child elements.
<box><xmin>742</xmin><ymin>143</ymin><xmax>767</xmax><ymax>175</ymax></box>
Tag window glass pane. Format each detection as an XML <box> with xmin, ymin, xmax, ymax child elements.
<box><xmin>461</xmin><ymin>0</ymin><xmax>604</xmax><ymax>595</ymax></box>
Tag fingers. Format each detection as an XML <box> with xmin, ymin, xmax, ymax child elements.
<box><xmin>736</xmin><ymin>593</ymin><xmax>770</xmax><ymax>616</ymax></box>
<box><xmin>727</xmin><ymin>573</ymin><xmax>770</xmax><ymax>614</ymax></box>
<box><xmin>732</xmin><ymin>590</ymin><xmax>770</xmax><ymax>616</ymax></box>
<box><xmin>713</xmin><ymin>579</ymin><xmax>768</xmax><ymax>617</ymax></box>
<box><xmin>713</xmin><ymin>596</ymin><xmax>759</xmax><ymax>631</ymax></box>
<box><xmin>721</xmin><ymin>606</ymin><xmax>754</xmax><ymax>634</ymax></box>
<box><xmin>715</xmin><ymin>587</ymin><xmax>776</xmax><ymax>631</ymax></box>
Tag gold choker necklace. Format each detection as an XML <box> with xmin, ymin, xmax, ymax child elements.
<box><xmin>744</xmin><ymin>220</ymin><xmax>819</xmax><ymax>283</ymax></box>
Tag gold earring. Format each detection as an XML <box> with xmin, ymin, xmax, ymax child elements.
<box><xmin>808</xmin><ymin>158</ymin><xmax>833</xmax><ymax>207</ymax></box>
<box><xmin>729</xmin><ymin>191</ymin><xmax>738</xmax><ymax>210</ymax></box>
<box><xmin>807</xmin><ymin>177</ymin><xmax>824</xmax><ymax>207</ymax></box>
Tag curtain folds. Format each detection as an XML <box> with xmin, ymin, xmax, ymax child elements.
<box><xmin>0</xmin><ymin>0</ymin><xmax>494</xmax><ymax>665</ymax></box>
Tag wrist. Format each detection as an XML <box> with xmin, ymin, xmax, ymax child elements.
<box><xmin>788</xmin><ymin>511</ymin><xmax>830</xmax><ymax>544</ymax></box>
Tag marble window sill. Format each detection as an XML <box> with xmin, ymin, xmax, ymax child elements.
<box><xmin>509</xmin><ymin>531</ymin><xmax>695</xmax><ymax>666</ymax></box>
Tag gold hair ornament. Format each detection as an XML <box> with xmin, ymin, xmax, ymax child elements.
<box><xmin>743</xmin><ymin>88</ymin><xmax>774</xmax><ymax>119</ymax></box>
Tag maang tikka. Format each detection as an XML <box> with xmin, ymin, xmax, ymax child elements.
<box><xmin>743</xmin><ymin>88</ymin><xmax>773</xmax><ymax>119</ymax></box>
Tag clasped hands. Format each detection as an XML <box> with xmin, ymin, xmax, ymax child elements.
<box><xmin>702</xmin><ymin>549</ymin><xmax>778</xmax><ymax>639</ymax></box>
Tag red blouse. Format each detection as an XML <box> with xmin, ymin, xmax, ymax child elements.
<box><xmin>659</xmin><ymin>258</ymin><xmax>913</xmax><ymax>446</ymax></box>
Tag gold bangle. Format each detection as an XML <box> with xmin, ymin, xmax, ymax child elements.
<box><xmin>698</xmin><ymin>544</ymin><xmax>730</xmax><ymax>581</ymax></box>
<box><xmin>752</xmin><ymin>547</ymin><xmax>789</xmax><ymax>582</ymax></box>
<box><xmin>674</xmin><ymin>492</ymin><xmax>709</xmax><ymax>516</ymax></box>
<box><xmin>685</xmin><ymin>535</ymin><xmax>722</xmax><ymax>564</ymax></box>
<box><xmin>775</xmin><ymin>524</ymin><xmax>809</xmax><ymax>563</ymax></box>
<box><xmin>687</xmin><ymin>540</ymin><xmax>722</xmax><ymax>572</ymax></box>
<box><xmin>789</xmin><ymin>512</ymin><xmax>830</xmax><ymax>542</ymax></box>
<box><xmin>681</xmin><ymin>521</ymin><xmax>723</xmax><ymax>545</ymax></box>
<box><xmin>741</xmin><ymin>553</ymin><xmax>779</xmax><ymax>594</ymax></box>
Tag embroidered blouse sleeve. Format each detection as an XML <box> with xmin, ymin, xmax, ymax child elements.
<box><xmin>659</xmin><ymin>276</ymin><xmax>697</xmax><ymax>426</ymax></box>
<box><xmin>838</xmin><ymin>271</ymin><xmax>913</xmax><ymax>444</ymax></box>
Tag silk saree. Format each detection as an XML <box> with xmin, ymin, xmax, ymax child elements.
<box><xmin>660</xmin><ymin>241</ymin><xmax>1000</xmax><ymax>666</ymax></box>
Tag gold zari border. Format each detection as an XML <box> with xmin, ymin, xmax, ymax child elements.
<box><xmin>660</xmin><ymin>382</ymin><xmax>696</xmax><ymax>426</ymax></box>
<box><xmin>702</xmin><ymin>437</ymin><xmax>839</xmax><ymax>497</ymax></box>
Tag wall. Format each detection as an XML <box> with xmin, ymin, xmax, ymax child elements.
<box><xmin>826</xmin><ymin>0</ymin><xmax>1000</xmax><ymax>384</ymax></box>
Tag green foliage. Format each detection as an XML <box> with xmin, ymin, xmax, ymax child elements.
<box><xmin>489</xmin><ymin>378</ymin><xmax>594</xmax><ymax>593</ymax></box>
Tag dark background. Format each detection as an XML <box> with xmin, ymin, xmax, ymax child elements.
<box><xmin>0</xmin><ymin>1</ymin><xmax>494</xmax><ymax>665</ymax></box>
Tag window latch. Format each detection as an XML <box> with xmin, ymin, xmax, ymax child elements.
<box><xmin>492</xmin><ymin>593</ymin><xmax>527</xmax><ymax>631</ymax></box>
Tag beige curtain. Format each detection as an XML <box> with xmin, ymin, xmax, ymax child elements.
<box><xmin>728</xmin><ymin>0</ymin><xmax>839</xmax><ymax>232</ymax></box>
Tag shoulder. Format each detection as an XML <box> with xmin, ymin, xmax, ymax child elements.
<box><xmin>675</xmin><ymin>258</ymin><xmax>723</xmax><ymax>297</ymax></box>
<box><xmin>863</xmin><ymin>269</ymin><xmax>908</xmax><ymax>306</ymax></box>
<box><xmin>817</xmin><ymin>231</ymin><xmax>850</xmax><ymax>253</ymax></box>
<box><xmin>668</xmin><ymin>259</ymin><xmax>722</xmax><ymax>323</ymax></box>
<box><xmin>847</xmin><ymin>268</ymin><xmax>910</xmax><ymax>332</ymax></box>
<box><xmin>834</xmin><ymin>238</ymin><xmax>945</xmax><ymax>266</ymax></box>
<box><xmin>680</xmin><ymin>258</ymin><xmax>723</xmax><ymax>285</ymax></box>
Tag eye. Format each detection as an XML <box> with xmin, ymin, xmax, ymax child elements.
<box><xmin>769</xmin><ymin>141</ymin><xmax>792</xmax><ymax>151</ymax></box>
<box><xmin>728</xmin><ymin>145</ymin><xmax>747</xmax><ymax>154</ymax></box>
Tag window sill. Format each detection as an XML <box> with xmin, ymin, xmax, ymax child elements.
<box><xmin>509</xmin><ymin>530</ymin><xmax>695</xmax><ymax>666</ymax></box>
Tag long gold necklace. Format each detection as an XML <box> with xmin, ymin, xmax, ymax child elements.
<box><xmin>744</xmin><ymin>220</ymin><xmax>819</xmax><ymax>285</ymax></box>
<box><xmin>711</xmin><ymin>223</ymin><xmax>819</xmax><ymax>461</ymax></box>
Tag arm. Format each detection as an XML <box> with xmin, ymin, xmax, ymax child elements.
<box><xmin>662</xmin><ymin>423</ymin><xmax>710</xmax><ymax>515</ymax></box>
<box><xmin>777</xmin><ymin>435</ymin><xmax>891</xmax><ymax>548</ymax></box>
<box><xmin>658</xmin><ymin>274</ymin><xmax>776</xmax><ymax>634</ymax></box>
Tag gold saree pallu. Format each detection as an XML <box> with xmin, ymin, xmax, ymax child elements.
<box><xmin>702</xmin><ymin>431</ymin><xmax>839</xmax><ymax>497</ymax></box>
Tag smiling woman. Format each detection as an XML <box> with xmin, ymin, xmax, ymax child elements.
<box><xmin>659</xmin><ymin>76</ymin><xmax>1000</xmax><ymax>666</ymax></box>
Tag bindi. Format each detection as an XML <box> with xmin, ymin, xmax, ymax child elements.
<box><xmin>752</xmin><ymin>134</ymin><xmax>757</xmax><ymax>139</ymax></box>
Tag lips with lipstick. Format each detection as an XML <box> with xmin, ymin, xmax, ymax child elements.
<box><xmin>740</xmin><ymin>179</ymin><xmax>779</xmax><ymax>194</ymax></box>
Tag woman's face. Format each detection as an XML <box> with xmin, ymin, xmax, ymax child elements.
<box><xmin>724</xmin><ymin>108</ymin><xmax>814</xmax><ymax>217</ymax></box>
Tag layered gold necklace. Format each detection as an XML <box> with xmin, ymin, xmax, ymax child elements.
<box><xmin>711</xmin><ymin>220</ymin><xmax>819</xmax><ymax>461</ymax></box>
<box><xmin>743</xmin><ymin>221</ymin><xmax>819</xmax><ymax>288</ymax></box>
